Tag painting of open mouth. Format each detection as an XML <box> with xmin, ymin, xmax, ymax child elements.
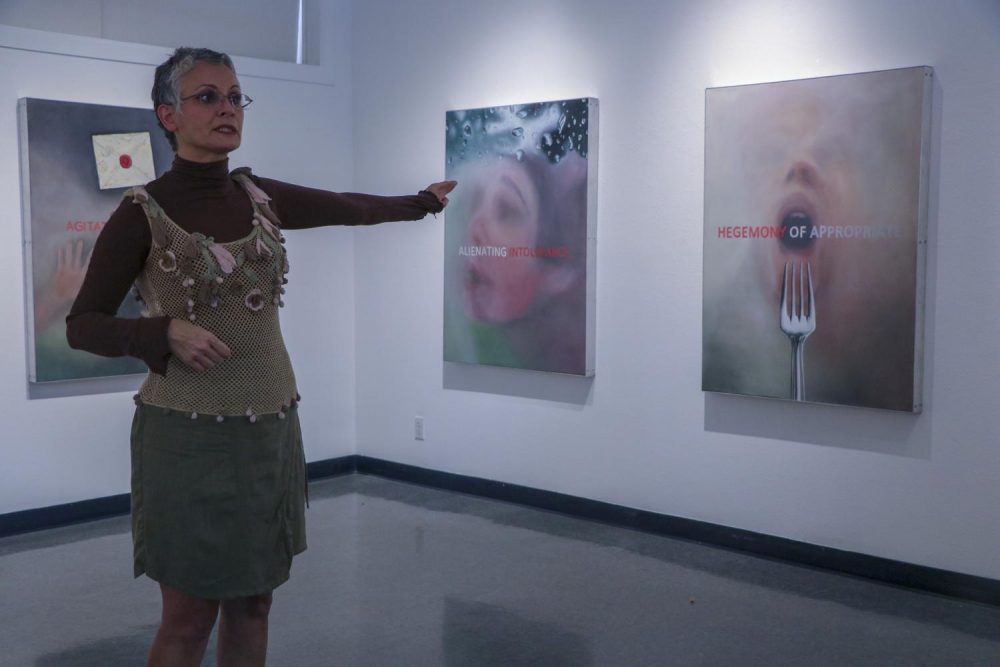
<box><xmin>702</xmin><ymin>66</ymin><xmax>933</xmax><ymax>412</ymax></box>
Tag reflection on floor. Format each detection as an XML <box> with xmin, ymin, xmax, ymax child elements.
<box><xmin>2</xmin><ymin>474</ymin><xmax>999</xmax><ymax>666</ymax></box>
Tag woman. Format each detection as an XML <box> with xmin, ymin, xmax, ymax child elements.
<box><xmin>67</xmin><ymin>47</ymin><xmax>454</xmax><ymax>666</ymax></box>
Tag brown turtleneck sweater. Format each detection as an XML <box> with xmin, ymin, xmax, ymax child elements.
<box><xmin>67</xmin><ymin>157</ymin><xmax>443</xmax><ymax>375</ymax></box>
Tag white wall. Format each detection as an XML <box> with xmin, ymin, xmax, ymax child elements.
<box><xmin>0</xmin><ymin>0</ymin><xmax>359</xmax><ymax>514</ymax></box>
<box><xmin>351</xmin><ymin>0</ymin><xmax>1000</xmax><ymax>579</ymax></box>
<box><xmin>5</xmin><ymin>0</ymin><xmax>1000</xmax><ymax>584</ymax></box>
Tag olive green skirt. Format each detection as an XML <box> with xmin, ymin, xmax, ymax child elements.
<box><xmin>130</xmin><ymin>403</ymin><xmax>307</xmax><ymax>600</ymax></box>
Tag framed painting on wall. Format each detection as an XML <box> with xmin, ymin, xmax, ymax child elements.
<box><xmin>702</xmin><ymin>67</ymin><xmax>933</xmax><ymax>412</ymax></box>
<box><xmin>444</xmin><ymin>98</ymin><xmax>598</xmax><ymax>376</ymax></box>
<box><xmin>18</xmin><ymin>98</ymin><xmax>174</xmax><ymax>383</ymax></box>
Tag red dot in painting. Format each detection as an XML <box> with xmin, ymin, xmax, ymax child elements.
<box><xmin>119</xmin><ymin>154</ymin><xmax>133</xmax><ymax>169</ymax></box>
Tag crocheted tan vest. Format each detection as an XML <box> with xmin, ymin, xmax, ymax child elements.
<box><xmin>131</xmin><ymin>170</ymin><xmax>297</xmax><ymax>419</ymax></box>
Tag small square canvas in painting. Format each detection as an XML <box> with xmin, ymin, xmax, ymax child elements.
<box><xmin>92</xmin><ymin>132</ymin><xmax>156</xmax><ymax>189</ymax></box>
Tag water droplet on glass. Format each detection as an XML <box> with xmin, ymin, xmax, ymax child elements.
<box><xmin>511</xmin><ymin>127</ymin><xmax>524</xmax><ymax>138</ymax></box>
<box><xmin>516</xmin><ymin>109</ymin><xmax>529</xmax><ymax>119</ymax></box>
<box><xmin>514</xmin><ymin>149</ymin><xmax>524</xmax><ymax>161</ymax></box>
<box><xmin>462</xmin><ymin>138</ymin><xmax>468</xmax><ymax>147</ymax></box>
<box><xmin>542</xmin><ymin>132</ymin><xmax>553</xmax><ymax>146</ymax></box>
<box><xmin>554</xmin><ymin>154</ymin><xmax>562</xmax><ymax>163</ymax></box>
<box><xmin>566</xmin><ymin>136</ymin><xmax>574</xmax><ymax>151</ymax></box>
<box><xmin>558</xmin><ymin>115</ymin><xmax>567</xmax><ymax>133</ymax></box>
<box><xmin>463</xmin><ymin>122</ymin><xmax>472</xmax><ymax>136</ymax></box>
<box><xmin>448</xmin><ymin>156</ymin><xmax>453</xmax><ymax>166</ymax></box>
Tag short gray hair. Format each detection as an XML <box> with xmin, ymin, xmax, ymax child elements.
<box><xmin>152</xmin><ymin>47</ymin><xmax>236</xmax><ymax>151</ymax></box>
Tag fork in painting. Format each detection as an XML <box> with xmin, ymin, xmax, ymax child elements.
<box><xmin>779</xmin><ymin>261</ymin><xmax>816</xmax><ymax>401</ymax></box>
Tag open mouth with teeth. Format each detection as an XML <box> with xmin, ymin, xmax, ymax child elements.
<box><xmin>777</xmin><ymin>195</ymin><xmax>817</xmax><ymax>253</ymax></box>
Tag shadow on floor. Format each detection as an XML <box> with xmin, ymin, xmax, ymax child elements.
<box><xmin>443</xmin><ymin>597</ymin><xmax>592</xmax><ymax>667</ymax></box>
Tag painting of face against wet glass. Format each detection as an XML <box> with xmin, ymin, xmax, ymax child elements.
<box><xmin>702</xmin><ymin>67</ymin><xmax>932</xmax><ymax>412</ymax></box>
<box><xmin>444</xmin><ymin>98</ymin><xmax>598</xmax><ymax>376</ymax></box>
<box><xmin>18</xmin><ymin>98</ymin><xmax>174</xmax><ymax>382</ymax></box>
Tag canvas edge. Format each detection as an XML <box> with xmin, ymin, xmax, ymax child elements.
<box><xmin>583</xmin><ymin>97</ymin><xmax>599</xmax><ymax>378</ymax></box>
<box><xmin>910</xmin><ymin>66</ymin><xmax>935</xmax><ymax>414</ymax></box>
<box><xmin>704</xmin><ymin>64</ymin><xmax>937</xmax><ymax>92</ymax></box>
<box><xmin>441</xmin><ymin>108</ymin><xmax>450</xmax><ymax>367</ymax></box>
<box><xmin>17</xmin><ymin>98</ymin><xmax>38</xmax><ymax>384</ymax></box>
<box><xmin>700</xmin><ymin>86</ymin><xmax>712</xmax><ymax>393</ymax></box>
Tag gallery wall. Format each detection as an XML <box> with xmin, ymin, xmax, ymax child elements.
<box><xmin>350</xmin><ymin>0</ymin><xmax>1000</xmax><ymax>579</ymax></box>
<box><xmin>0</xmin><ymin>0</ymin><xmax>360</xmax><ymax>514</ymax></box>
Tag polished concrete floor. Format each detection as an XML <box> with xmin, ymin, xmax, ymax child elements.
<box><xmin>2</xmin><ymin>474</ymin><xmax>999</xmax><ymax>666</ymax></box>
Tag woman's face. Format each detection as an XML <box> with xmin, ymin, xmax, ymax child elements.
<box><xmin>747</xmin><ymin>98</ymin><xmax>858</xmax><ymax>270</ymax></box>
<box><xmin>736</xmin><ymin>84</ymin><xmax>920</xmax><ymax>386</ymax></box>
<box><xmin>157</xmin><ymin>62</ymin><xmax>244</xmax><ymax>162</ymax></box>
<box><xmin>462</xmin><ymin>159</ymin><xmax>544</xmax><ymax>322</ymax></box>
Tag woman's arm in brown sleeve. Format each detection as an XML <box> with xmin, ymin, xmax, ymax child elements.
<box><xmin>253</xmin><ymin>176</ymin><xmax>445</xmax><ymax>230</ymax></box>
<box><xmin>65</xmin><ymin>199</ymin><xmax>173</xmax><ymax>375</ymax></box>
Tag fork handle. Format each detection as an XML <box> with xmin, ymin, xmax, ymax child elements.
<box><xmin>790</xmin><ymin>337</ymin><xmax>806</xmax><ymax>401</ymax></box>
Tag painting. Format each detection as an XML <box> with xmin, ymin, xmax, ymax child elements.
<box><xmin>444</xmin><ymin>98</ymin><xmax>598</xmax><ymax>376</ymax></box>
<box><xmin>92</xmin><ymin>132</ymin><xmax>156</xmax><ymax>190</ymax></box>
<box><xmin>18</xmin><ymin>98</ymin><xmax>174</xmax><ymax>383</ymax></box>
<box><xmin>702</xmin><ymin>67</ymin><xmax>933</xmax><ymax>411</ymax></box>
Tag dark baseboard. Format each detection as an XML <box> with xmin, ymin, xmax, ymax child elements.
<box><xmin>306</xmin><ymin>455</ymin><xmax>358</xmax><ymax>480</ymax></box>
<box><xmin>0</xmin><ymin>455</ymin><xmax>358</xmax><ymax>539</ymax></box>
<box><xmin>0</xmin><ymin>493</ymin><xmax>132</xmax><ymax>538</ymax></box>
<box><xmin>355</xmin><ymin>455</ymin><xmax>1000</xmax><ymax>608</ymax></box>
<box><xmin>2</xmin><ymin>453</ymin><xmax>997</xmax><ymax>607</ymax></box>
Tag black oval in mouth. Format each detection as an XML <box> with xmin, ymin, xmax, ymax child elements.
<box><xmin>780</xmin><ymin>210</ymin><xmax>815</xmax><ymax>251</ymax></box>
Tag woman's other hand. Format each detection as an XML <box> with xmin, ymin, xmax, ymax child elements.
<box><xmin>167</xmin><ymin>319</ymin><xmax>232</xmax><ymax>371</ymax></box>
<box><xmin>425</xmin><ymin>180</ymin><xmax>457</xmax><ymax>207</ymax></box>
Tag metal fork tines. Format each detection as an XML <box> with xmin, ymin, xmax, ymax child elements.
<box><xmin>779</xmin><ymin>261</ymin><xmax>816</xmax><ymax>401</ymax></box>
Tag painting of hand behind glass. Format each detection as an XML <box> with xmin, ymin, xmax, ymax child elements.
<box><xmin>702</xmin><ymin>68</ymin><xmax>931</xmax><ymax>411</ymax></box>
<box><xmin>444</xmin><ymin>99</ymin><xmax>597</xmax><ymax>376</ymax></box>
<box><xmin>19</xmin><ymin>98</ymin><xmax>173</xmax><ymax>382</ymax></box>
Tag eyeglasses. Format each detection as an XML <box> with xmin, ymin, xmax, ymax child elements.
<box><xmin>180</xmin><ymin>90</ymin><xmax>253</xmax><ymax>110</ymax></box>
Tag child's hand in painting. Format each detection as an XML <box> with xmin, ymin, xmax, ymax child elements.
<box><xmin>33</xmin><ymin>240</ymin><xmax>94</xmax><ymax>334</ymax></box>
<box><xmin>53</xmin><ymin>240</ymin><xmax>92</xmax><ymax>303</ymax></box>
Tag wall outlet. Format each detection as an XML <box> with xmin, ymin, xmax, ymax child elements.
<box><xmin>414</xmin><ymin>416</ymin><xmax>425</xmax><ymax>441</ymax></box>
